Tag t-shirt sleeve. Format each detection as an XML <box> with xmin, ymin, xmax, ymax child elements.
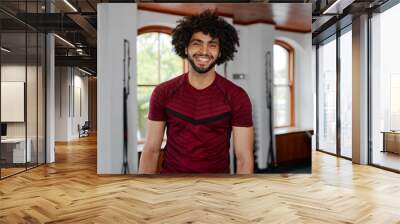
<box><xmin>148</xmin><ymin>85</ymin><xmax>167</xmax><ymax>121</ymax></box>
<box><xmin>231</xmin><ymin>88</ymin><xmax>253</xmax><ymax>127</ymax></box>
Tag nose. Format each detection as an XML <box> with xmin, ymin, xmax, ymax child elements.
<box><xmin>199</xmin><ymin>44</ymin><xmax>209</xmax><ymax>55</ymax></box>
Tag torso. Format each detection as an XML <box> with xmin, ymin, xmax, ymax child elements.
<box><xmin>151</xmin><ymin>72</ymin><xmax>250</xmax><ymax>173</ymax></box>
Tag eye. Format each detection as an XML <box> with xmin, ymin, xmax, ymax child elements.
<box><xmin>209</xmin><ymin>43</ymin><xmax>218</xmax><ymax>48</ymax></box>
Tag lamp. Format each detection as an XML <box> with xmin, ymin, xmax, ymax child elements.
<box><xmin>63</xmin><ymin>0</ymin><xmax>78</xmax><ymax>12</ymax></box>
<box><xmin>54</xmin><ymin>34</ymin><xmax>75</xmax><ymax>48</ymax></box>
<box><xmin>1</xmin><ymin>47</ymin><xmax>11</xmax><ymax>53</ymax></box>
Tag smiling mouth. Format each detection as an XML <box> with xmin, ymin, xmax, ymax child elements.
<box><xmin>194</xmin><ymin>56</ymin><xmax>212</xmax><ymax>65</ymax></box>
<box><xmin>188</xmin><ymin>54</ymin><xmax>217</xmax><ymax>74</ymax></box>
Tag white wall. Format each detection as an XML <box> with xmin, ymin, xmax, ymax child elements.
<box><xmin>72</xmin><ymin>73</ymin><xmax>89</xmax><ymax>138</ymax></box>
<box><xmin>98</xmin><ymin>3</ymin><xmax>138</xmax><ymax>174</ymax></box>
<box><xmin>228</xmin><ymin>24</ymin><xmax>275</xmax><ymax>169</ymax></box>
<box><xmin>55</xmin><ymin>67</ymin><xmax>69</xmax><ymax>141</ymax></box>
<box><xmin>1</xmin><ymin>82</ymin><xmax>24</xmax><ymax>123</ymax></box>
<box><xmin>275</xmin><ymin>30</ymin><xmax>314</xmax><ymax>129</ymax></box>
<box><xmin>312</xmin><ymin>45</ymin><xmax>317</xmax><ymax>150</ymax></box>
<box><xmin>138</xmin><ymin>10</ymin><xmax>180</xmax><ymax>29</ymax></box>
<box><xmin>1</xmin><ymin>65</ymin><xmax>40</xmax><ymax>137</ymax></box>
<box><xmin>54</xmin><ymin>67</ymin><xmax>89</xmax><ymax>141</ymax></box>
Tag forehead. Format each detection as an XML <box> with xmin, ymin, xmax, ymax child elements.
<box><xmin>190</xmin><ymin>32</ymin><xmax>219</xmax><ymax>42</ymax></box>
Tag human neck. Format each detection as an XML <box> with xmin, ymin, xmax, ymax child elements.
<box><xmin>187</xmin><ymin>67</ymin><xmax>216</xmax><ymax>90</ymax></box>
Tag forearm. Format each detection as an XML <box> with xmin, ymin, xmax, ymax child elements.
<box><xmin>138</xmin><ymin>146</ymin><xmax>160</xmax><ymax>174</ymax></box>
<box><xmin>236</xmin><ymin>155</ymin><xmax>254</xmax><ymax>174</ymax></box>
<box><xmin>233</xmin><ymin>126</ymin><xmax>254</xmax><ymax>174</ymax></box>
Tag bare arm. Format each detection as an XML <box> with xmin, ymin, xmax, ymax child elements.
<box><xmin>138</xmin><ymin>120</ymin><xmax>166</xmax><ymax>174</ymax></box>
<box><xmin>233</xmin><ymin>126</ymin><xmax>254</xmax><ymax>174</ymax></box>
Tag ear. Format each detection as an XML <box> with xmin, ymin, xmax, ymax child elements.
<box><xmin>185</xmin><ymin>48</ymin><xmax>188</xmax><ymax>56</ymax></box>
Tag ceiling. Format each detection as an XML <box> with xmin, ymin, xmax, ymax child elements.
<box><xmin>7</xmin><ymin>0</ymin><xmax>391</xmax><ymax>74</ymax></box>
<box><xmin>311</xmin><ymin>0</ymin><xmax>389</xmax><ymax>43</ymax></box>
<box><xmin>1</xmin><ymin>1</ymin><xmax>312</xmax><ymax>32</ymax></box>
<box><xmin>137</xmin><ymin>3</ymin><xmax>311</xmax><ymax>33</ymax></box>
<box><xmin>0</xmin><ymin>1</ymin><xmax>314</xmax><ymax>75</ymax></box>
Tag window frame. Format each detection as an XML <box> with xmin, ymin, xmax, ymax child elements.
<box><xmin>274</xmin><ymin>40</ymin><xmax>295</xmax><ymax>128</ymax></box>
<box><xmin>315</xmin><ymin>25</ymin><xmax>353</xmax><ymax>161</ymax></box>
<box><xmin>138</xmin><ymin>25</ymin><xmax>187</xmax><ymax>73</ymax></box>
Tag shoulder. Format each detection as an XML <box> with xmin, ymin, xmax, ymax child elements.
<box><xmin>218</xmin><ymin>75</ymin><xmax>253</xmax><ymax>127</ymax></box>
<box><xmin>153</xmin><ymin>73</ymin><xmax>186</xmax><ymax>97</ymax></box>
<box><xmin>215</xmin><ymin>74</ymin><xmax>250</xmax><ymax>100</ymax></box>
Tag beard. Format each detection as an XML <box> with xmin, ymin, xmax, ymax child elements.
<box><xmin>187</xmin><ymin>53</ymin><xmax>218</xmax><ymax>74</ymax></box>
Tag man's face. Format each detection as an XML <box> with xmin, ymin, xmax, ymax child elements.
<box><xmin>186</xmin><ymin>32</ymin><xmax>220</xmax><ymax>74</ymax></box>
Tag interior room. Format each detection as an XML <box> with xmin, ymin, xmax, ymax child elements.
<box><xmin>0</xmin><ymin>0</ymin><xmax>399</xmax><ymax>223</ymax></box>
<box><xmin>313</xmin><ymin>0</ymin><xmax>400</xmax><ymax>172</ymax></box>
<box><xmin>370</xmin><ymin>3</ymin><xmax>400</xmax><ymax>171</ymax></box>
<box><xmin>96</xmin><ymin>3</ymin><xmax>313</xmax><ymax>174</ymax></box>
<box><xmin>0</xmin><ymin>18</ymin><xmax>46</xmax><ymax>178</ymax></box>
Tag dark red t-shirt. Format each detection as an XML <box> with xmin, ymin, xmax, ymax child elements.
<box><xmin>148</xmin><ymin>72</ymin><xmax>252</xmax><ymax>173</ymax></box>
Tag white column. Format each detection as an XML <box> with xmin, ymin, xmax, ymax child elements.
<box><xmin>55</xmin><ymin>67</ymin><xmax>76</xmax><ymax>141</ymax></box>
<box><xmin>352</xmin><ymin>14</ymin><xmax>369</xmax><ymax>164</ymax></box>
<box><xmin>46</xmin><ymin>33</ymin><xmax>55</xmax><ymax>163</ymax></box>
<box><xmin>97</xmin><ymin>3</ymin><xmax>138</xmax><ymax>174</ymax></box>
<box><xmin>248</xmin><ymin>24</ymin><xmax>275</xmax><ymax>169</ymax></box>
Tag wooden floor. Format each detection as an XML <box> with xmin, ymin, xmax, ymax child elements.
<box><xmin>1</xmin><ymin>135</ymin><xmax>400</xmax><ymax>223</ymax></box>
<box><xmin>372</xmin><ymin>150</ymin><xmax>400</xmax><ymax>171</ymax></box>
<box><xmin>0</xmin><ymin>167</ymin><xmax>26</xmax><ymax>178</ymax></box>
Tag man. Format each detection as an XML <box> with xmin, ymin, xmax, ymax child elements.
<box><xmin>138</xmin><ymin>10</ymin><xmax>254</xmax><ymax>174</ymax></box>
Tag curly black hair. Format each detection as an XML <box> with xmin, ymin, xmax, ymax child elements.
<box><xmin>171</xmin><ymin>10</ymin><xmax>239</xmax><ymax>65</ymax></box>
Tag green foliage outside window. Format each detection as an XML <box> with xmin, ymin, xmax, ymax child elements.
<box><xmin>137</xmin><ymin>32</ymin><xmax>182</xmax><ymax>140</ymax></box>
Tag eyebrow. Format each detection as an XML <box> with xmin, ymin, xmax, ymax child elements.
<box><xmin>190</xmin><ymin>38</ymin><xmax>219</xmax><ymax>44</ymax></box>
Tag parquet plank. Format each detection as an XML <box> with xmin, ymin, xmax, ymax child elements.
<box><xmin>0</xmin><ymin>134</ymin><xmax>399</xmax><ymax>223</ymax></box>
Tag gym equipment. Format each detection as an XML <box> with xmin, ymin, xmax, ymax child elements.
<box><xmin>265</xmin><ymin>51</ymin><xmax>276</xmax><ymax>168</ymax></box>
<box><xmin>122</xmin><ymin>39</ymin><xmax>131</xmax><ymax>174</ymax></box>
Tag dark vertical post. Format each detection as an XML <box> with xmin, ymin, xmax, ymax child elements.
<box><xmin>367</xmin><ymin>10</ymin><xmax>373</xmax><ymax>164</ymax></box>
<box><xmin>336</xmin><ymin>27</ymin><xmax>341</xmax><ymax>157</ymax></box>
<box><xmin>37</xmin><ymin>0</ymin><xmax>39</xmax><ymax>167</ymax></box>
<box><xmin>0</xmin><ymin>24</ymin><xmax>2</xmax><ymax>179</ymax></box>
<box><xmin>316</xmin><ymin>44</ymin><xmax>320</xmax><ymax>150</ymax></box>
<box><xmin>44</xmin><ymin>0</ymin><xmax>48</xmax><ymax>164</ymax></box>
<box><xmin>25</xmin><ymin>0</ymin><xmax>28</xmax><ymax>171</ymax></box>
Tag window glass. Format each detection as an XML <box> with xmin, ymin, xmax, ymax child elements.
<box><xmin>273</xmin><ymin>44</ymin><xmax>292</xmax><ymax>127</ymax></box>
<box><xmin>318</xmin><ymin>37</ymin><xmax>337</xmax><ymax>154</ymax></box>
<box><xmin>340</xmin><ymin>30</ymin><xmax>352</xmax><ymax>158</ymax></box>
<box><xmin>371</xmin><ymin>4</ymin><xmax>400</xmax><ymax>171</ymax></box>
<box><xmin>136</xmin><ymin>32</ymin><xmax>182</xmax><ymax>140</ymax></box>
<box><xmin>274</xmin><ymin>45</ymin><xmax>289</xmax><ymax>85</ymax></box>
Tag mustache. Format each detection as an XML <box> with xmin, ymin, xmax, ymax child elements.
<box><xmin>193</xmin><ymin>54</ymin><xmax>213</xmax><ymax>59</ymax></box>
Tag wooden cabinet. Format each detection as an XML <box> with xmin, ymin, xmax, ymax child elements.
<box><xmin>275</xmin><ymin>127</ymin><xmax>313</xmax><ymax>166</ymax></box>
<box><xmin>382</xmin><ymin>131</ymin><xmax>400</xmax><ymax>154</ymax></box>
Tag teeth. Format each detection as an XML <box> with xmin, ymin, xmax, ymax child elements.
<box><xmin>197</xmin><ymin>57</ymin><xmax>210</xmax><ymax>62</ymax></box>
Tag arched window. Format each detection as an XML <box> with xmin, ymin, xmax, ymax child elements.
<box><xmin>137</xmin><ymin>26</ymin><xmax>184</xmax><ymax>141</ymax></box>
<box><xmin>273</xmin><ymin>40</ymin><xmax>294</xmax><ymax>127</ymax></box>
